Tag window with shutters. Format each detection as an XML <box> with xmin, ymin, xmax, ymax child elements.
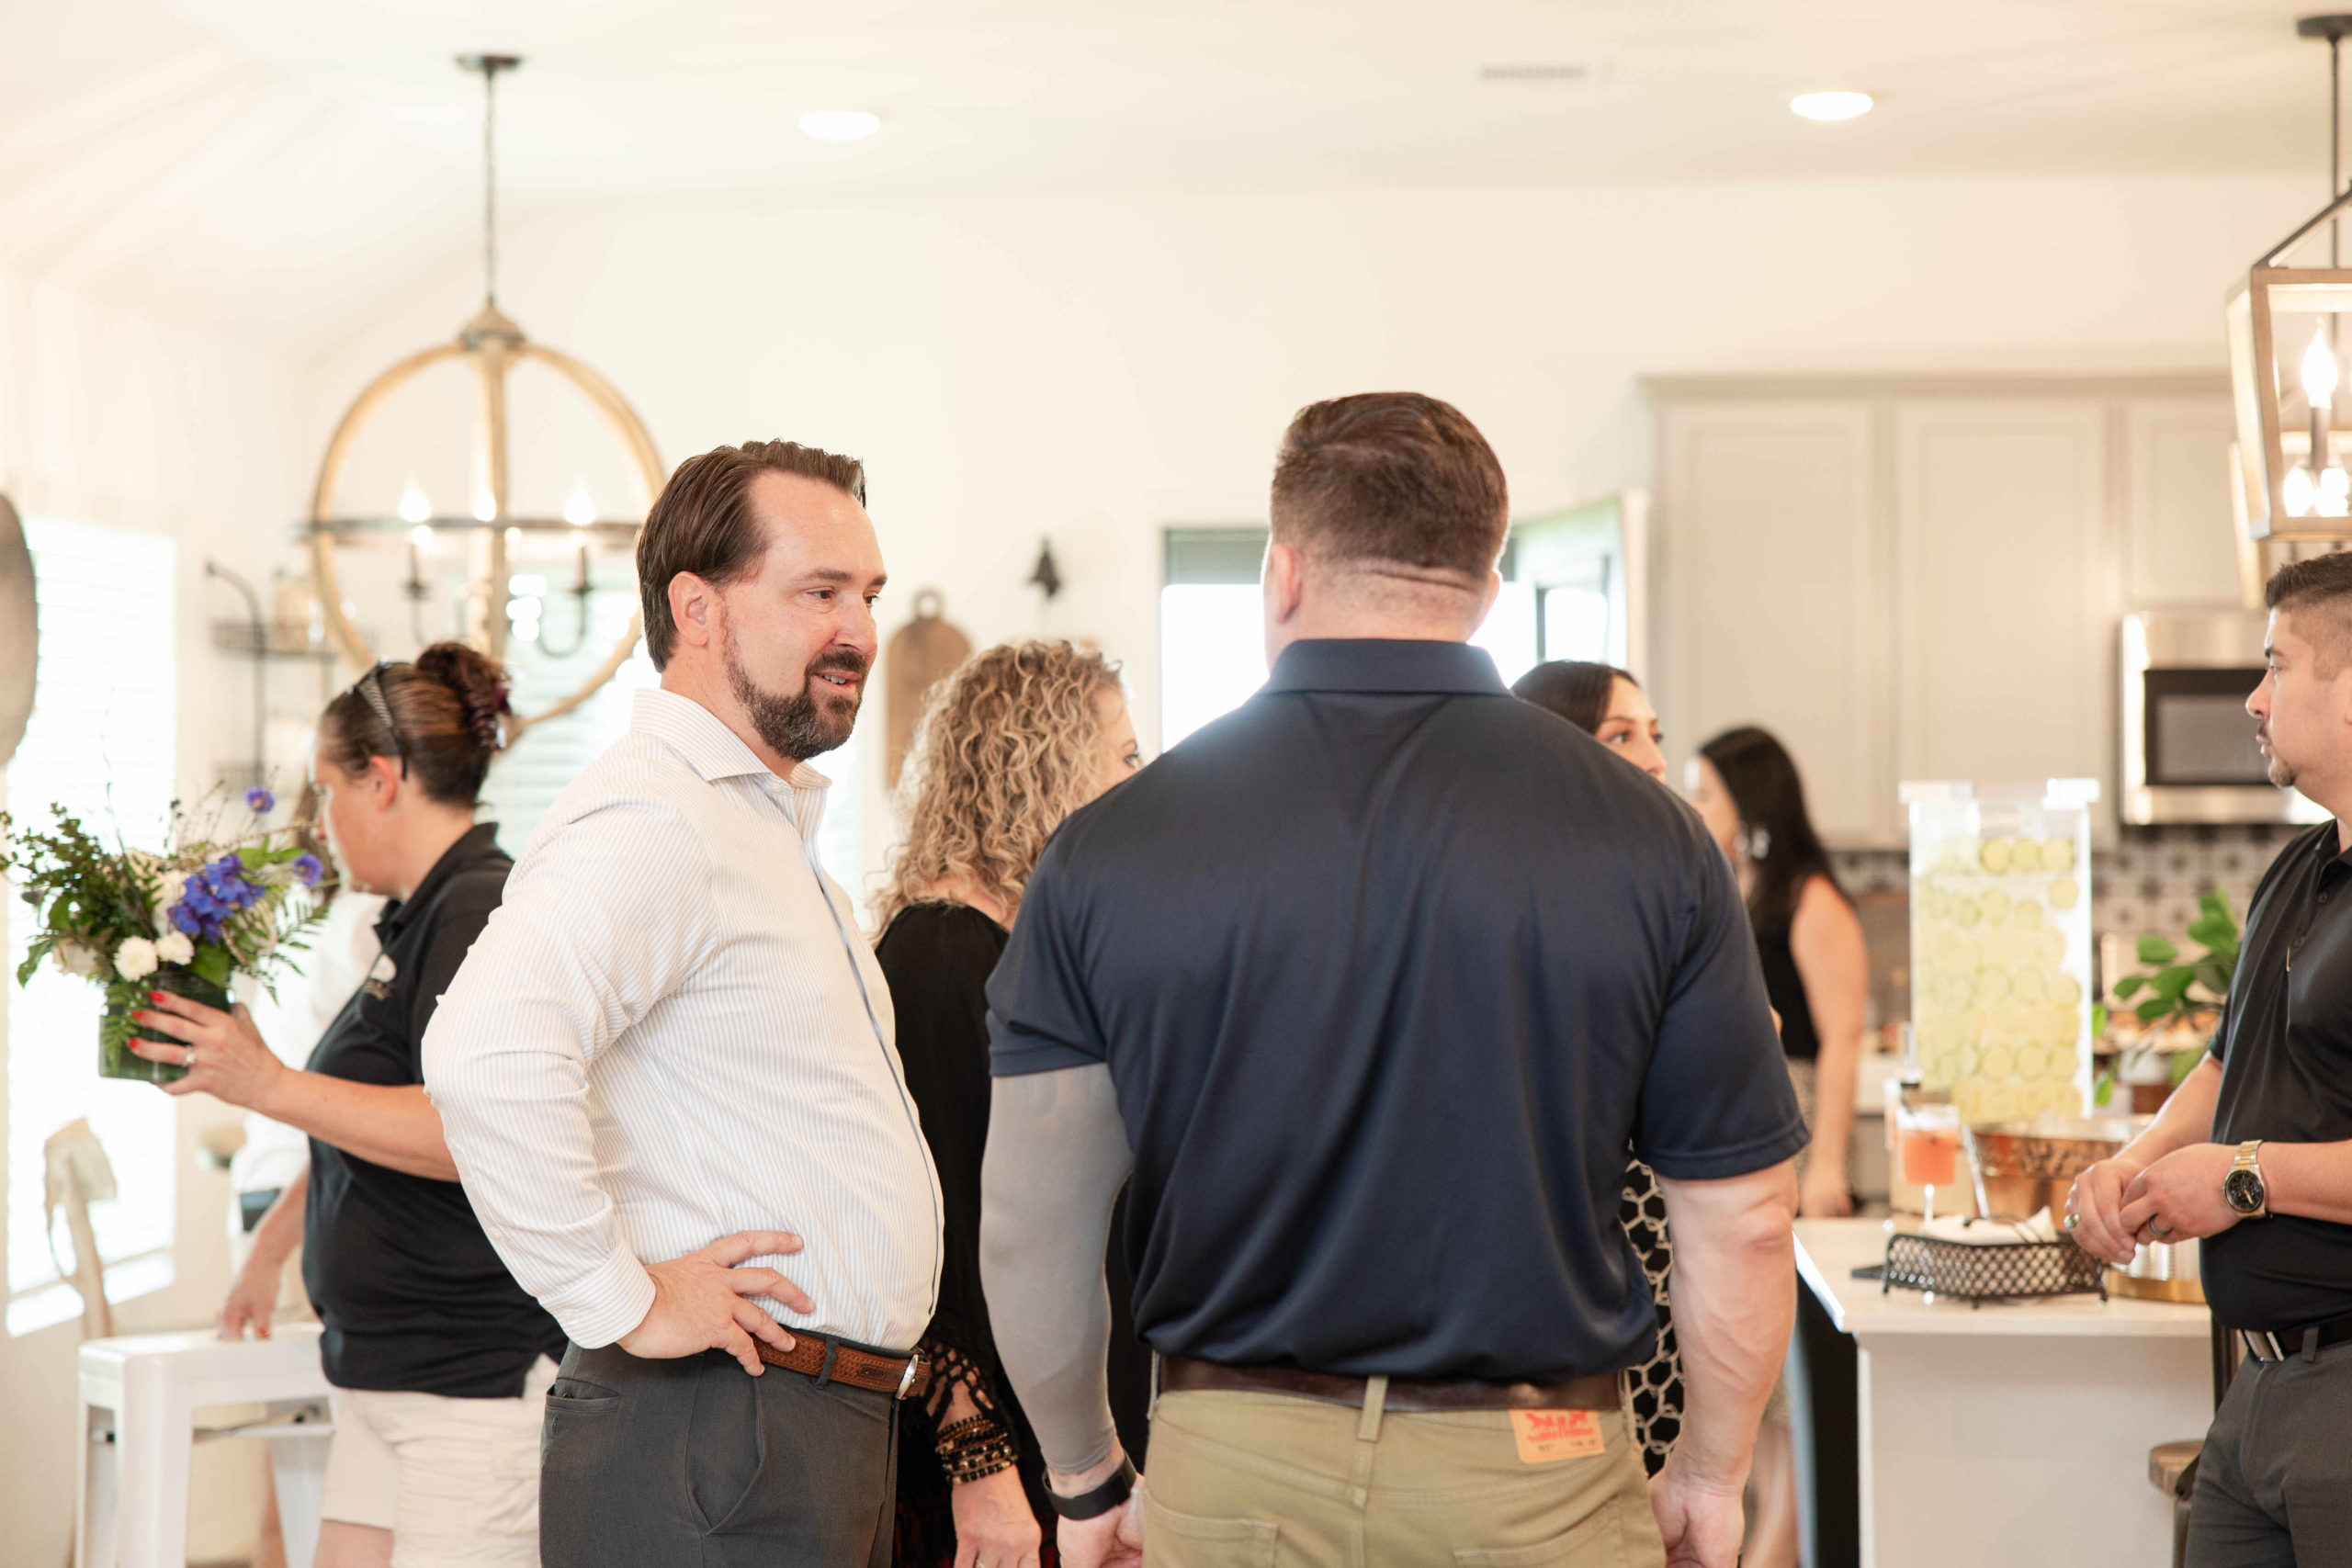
<box><xmin>5</xmin><ymin>520</ymin><xmax>178</xmax><ymax>1335</ymax></box>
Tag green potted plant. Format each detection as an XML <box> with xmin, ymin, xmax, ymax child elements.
<box><xmin>5</xmin><ymin>787</ymin><xmax>326</xmax><ymax>1082</ymax></box>
<box><xmin>2099</xmin><ymin>890</ymin><xmax>2239</xmax><ymax>1111</ymax></box>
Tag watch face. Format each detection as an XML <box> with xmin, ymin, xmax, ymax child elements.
<box><xmin>2224</xmin><ymin>1167</ymin><xmax>2266</xmax><ymax>1215</ymax></box>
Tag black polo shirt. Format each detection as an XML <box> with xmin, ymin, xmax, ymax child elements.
<box><xmin>2206</xmin><ymin>821</ymin><xmax>2352</xmax><ymax>1331</ymax></box>
<box><xmin>304</xmin><ymin>823</ymin><xmax>568</xmax><ymax>1395</ymax></box>
<box><xmin>988</xmin><ymin>638</ymin><xmax>1807</xmax><ymax>1382</ymax></box>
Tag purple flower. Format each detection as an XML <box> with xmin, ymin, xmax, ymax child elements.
<box><xmin>170</xmin><ymin>904</ymin><xmax>201</xmax><ymax>937</ymax></box>
<box><xmin>245</xmin><ymin>786</ymin><xmax>275</xmax><ymax>814</ymax></box>
<box><xmin>291</xmin><ymin>853</ymin><xmax>324</xmax><ymax>887</ymax></box>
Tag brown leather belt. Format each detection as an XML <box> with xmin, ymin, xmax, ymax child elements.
<box><xmin>755</xmin><ymin>1334</ymin><xmax>930</xmax><ymax>1401</ymax></box>
<box><xmin>1160</xmin><ymin>1356</ymin><xmax>1617</xmax><ymax>1413</ymax></box>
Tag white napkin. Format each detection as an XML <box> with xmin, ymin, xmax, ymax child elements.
<box><xmin>1901</xmin><ymin>1208</ymin><xmax>2060</xmax><ymax>1246</ymax></box>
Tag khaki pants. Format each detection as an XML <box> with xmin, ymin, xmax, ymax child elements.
<box><xmin>1145</xmin><ymin>1382</ymin><xmax>1666</xmax><ymax>1568</ymax></box>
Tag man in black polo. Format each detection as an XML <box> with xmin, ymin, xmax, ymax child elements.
<box><xmin>978</xmin><ymin>392</ymin><xmax>1807</xmax><ymax>1568</ymax></box>
<box><xmin>2073</xmin><ymin>552</ymin><xmax>2352</xmax><ymax>1568</ymax></box>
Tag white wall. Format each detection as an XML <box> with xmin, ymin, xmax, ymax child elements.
<box><xmin>0</xmin><ymin>264</ymin><xmax>304</xmax><ymax>1564</ymax></box>
<box><xmin>304</xmin><ymin>173</ymin><xmax>2320</xmax><ymax>904</ymax></box>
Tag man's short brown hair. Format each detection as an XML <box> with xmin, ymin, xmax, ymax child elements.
<box><xmin>1269</xmin><ymin>393</ymin><xmax>1509</xmax><ymax>583</ymax></box>
<box><xmin>636</xmin><ymin>440</ymin><xmax>867</xmax><ymax>669</ymax></box>
<box><xmin>2266</xmin><ymin>550</ymin><xmax>2352</xmax><ymax>677</ymax></box>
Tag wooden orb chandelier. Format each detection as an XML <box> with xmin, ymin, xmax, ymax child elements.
<box><xmin>306</xmin><ymin>55</ymin><xmax>664</xmax><ymax>738</ymax></box>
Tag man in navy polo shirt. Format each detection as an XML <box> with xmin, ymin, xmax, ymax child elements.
<box><xmin>2073</xmin><ymin>551</ymin><xmax>2352</xmax><ymax>1568</ymax></box>
<box><xmin>978</xmin><ymin>392</ymin><xmax>1806</xmax><ymax>1568</ymax></box>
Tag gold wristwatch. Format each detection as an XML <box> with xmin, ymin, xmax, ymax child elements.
<box><xmin>2223</xmin><ymin>1140</ymin><xmax>2270</xmax><ymax>1219</ymax></box>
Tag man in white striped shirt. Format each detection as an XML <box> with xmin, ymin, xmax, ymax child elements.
<box><xmin>424</xmin><ymin>441</ymin><xmax>943</xmax><ymax>1567</ymax></box>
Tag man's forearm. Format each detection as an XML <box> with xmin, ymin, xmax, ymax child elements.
<box><xmin>979</xmin><ymin>1064</ymin><xmax>1132</xmax><ymax>1477</ymax></box>
<box><xmin>2257</xmin><ymin>1139</ymin><xmax>2352</xmax><ymax>1224</ymax></box>
<box><xmin>1657</xmin><ymin>1161</ymin><xmax>1799</xmax><ymax>1490</ymax></box>
<box><xmin>2119</xmin><ymin>1057</ymin><xmax>2224</xmax><ymax>1171</ymax></box>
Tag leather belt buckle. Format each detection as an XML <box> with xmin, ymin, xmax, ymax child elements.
<box><xmin>896</xmin><ymin>1350</ymin><xmax>924</xmax><ymax>1401</ymax></box>
<box><xmin>2244</xmin><ymin>1330</ymin><xmax>2288</xmax><ymax>1363</ymax></box>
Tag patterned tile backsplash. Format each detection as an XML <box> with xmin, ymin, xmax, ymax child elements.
<box><xmin>1828</xmin><ymin>824</ymin><xmax>2307</xmax><ymax>1027</ymax></box>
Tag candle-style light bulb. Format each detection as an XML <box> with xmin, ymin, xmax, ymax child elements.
<box><xmin>473</xmin><ymin>489</ymin><xmax>499</xmax><ymax>523</ymax></box>
<box><xmin>564</xmin><ymin>481</ymin><xmax>596</xmax><ymax>528</ymax></box>
<box><xmin>410</xmin><ymin>523</ymin><xmax>435</xmax><ymax>549</ymax></box>
<box><xmin>398</xmin><ymin>481</ymin><xmax>431</xmax><ymax>525</ymax></box>
<box><xmin>2305</xmin><ymin>325</ymin><xmax>2341</xmax><ymax>407</ymax></box>
<box><xmin>2286</xmin><ymin>464</ymin><xmax>2318</xmax><ymax>517</ymax></box>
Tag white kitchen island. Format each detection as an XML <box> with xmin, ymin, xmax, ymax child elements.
<box><xmin>1794</xmin><ymin>1218</ymin><xmax>2213</xmax><ymax>1568</ymax></box>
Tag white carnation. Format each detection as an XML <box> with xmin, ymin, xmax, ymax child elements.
<box><xmin>114</xmin><ymin>937</ymin><xmax>159</xmax><ymax>982</ymax></box>
<box><xmin>154</xmin><ymin>931</ymin><xmax>194</xmax><ymax>965</ymax></box>
<box><xmin>56</xmin><ymin>941</ymin><xmax>101</xmax><ymax>978</ymax></box>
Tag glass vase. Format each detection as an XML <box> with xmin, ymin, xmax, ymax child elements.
<box><xmin>98</xmin><ymin>963</ymin><xmax>229</xmax><ymax>1084</ymax></box>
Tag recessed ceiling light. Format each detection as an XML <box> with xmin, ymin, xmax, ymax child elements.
<box><xmin>799</xmin><ymin>109</ymin><xmax>882</xmax><ymax>141</ymax></box>
<box><xmin>1790</xmin><ymin>91</ymin><xmax>1874</xmax><ymax>122</ymax></box>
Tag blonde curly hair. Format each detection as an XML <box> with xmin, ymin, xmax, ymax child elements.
<box><xmin>877</xmin><ymin>640</ymin><xmax>1125</xmax><ymax>931</ymax></box>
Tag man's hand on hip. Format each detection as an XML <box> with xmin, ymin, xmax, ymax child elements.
<box><xmin>1650</xmin><ymin>1459</ymin><xmax>1746</xmax><ymax>1568</ymax></box>
<box><xmin>618</xmin><ymin>1230</ymin><xmax>814</xmax><ymax>1376</ymax></box>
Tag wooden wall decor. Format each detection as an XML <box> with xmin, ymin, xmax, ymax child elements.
<box><xmin>0</xmin><ymin>494</ymin><xmax>36</xmax><ymax>768</ymax></box>
<box><xmin>886</xmin><ymin>589</ymin><xmax>972</xmax><ymax>788</ymax></box>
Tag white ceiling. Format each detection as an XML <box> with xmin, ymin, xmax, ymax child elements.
<box><xmin>3</xmin><ymin>0</ymin><xmax>2346</xmax><ymax>346</ymax></box>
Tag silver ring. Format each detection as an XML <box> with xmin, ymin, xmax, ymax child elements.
<box><xmin>2062</xmin><ymin>1211</ymin><xmax>2081</xmax><ymax>1232</ymax></box>
<box><xmin>2149</xmin><ymin>1218</ymin><xmax>2173</xmax><ymax>1239</ymax></box>
<box><xmin>183</xmin><ymin>1046</ymin><xmax>197</xmax><ymax>1066</ymax></box>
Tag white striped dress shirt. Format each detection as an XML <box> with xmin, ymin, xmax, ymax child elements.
<box><xmin>423</xmin><ymin>687</ymin><xmax>942</xmax><ymax>1351</ymax></box>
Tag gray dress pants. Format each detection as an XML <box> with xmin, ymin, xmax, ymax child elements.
<box><xmin>2188</xmin><ymin>1338</ymin><xmax>2352</xmax><ymax>1568</ymax></box>
<box><xmin>540</xmin><ymin>1342</ymin><xmax>899</xmax><ymax>1567</ymax></box>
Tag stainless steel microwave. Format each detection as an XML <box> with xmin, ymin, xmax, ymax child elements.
<box><xmin>2120</xmin><ymin>612</ymin><xmax>2328</xmax><ymax>825</ymax></box>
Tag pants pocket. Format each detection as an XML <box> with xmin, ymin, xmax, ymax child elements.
<box><xmin>1144</xmin><ymin>1492</ymin><xmax>1281</xmax><ymax>1568</ymax></box>
<box><xmin>1453</xmin><ymin>1498</ymin><xmax>1623</xmax><ymax>1567</ymax></box>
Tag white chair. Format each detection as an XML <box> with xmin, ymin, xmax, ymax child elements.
<box><xmin>77</xmin><ymin>1325</ymin><xmax>334</xmax><ymax>1568</ymax></box>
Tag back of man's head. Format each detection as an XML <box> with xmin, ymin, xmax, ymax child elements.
<box><xmin>1270</xmin><ymin>393</ymin><xmax>1509</xmax><ymax>591</ymax></box>
<box><xmin>2267</xmin><ymin>550</ymin><xmax>2352</xmax><ymax>677</ymax></box>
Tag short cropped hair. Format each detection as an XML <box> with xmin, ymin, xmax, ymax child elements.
<box><xmin>1269</xmin><ymin>393</ymin><xmax>1509</xmax><ymax>583</ymax></box>
<box><xmin>2265</xmin><ymin>550</ymin><xmax>2352</xmax><ymax>676</ymax></box>
<box><xmin>636</xmin><ymin>440</ymin><xmax>867</xmax><ymax>669</ymax></box>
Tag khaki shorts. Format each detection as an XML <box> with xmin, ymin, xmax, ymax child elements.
<box><xmin>322</xmin><ymin>1358</ymin><xmax>556</xmax><ymax>1566</ymax></box>
<box><xmin>1146</xmin><ymin>1381</ymin><xmax>1667</xmax><ymax>1568</ymax></box>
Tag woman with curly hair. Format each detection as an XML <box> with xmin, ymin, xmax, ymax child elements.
<box><xmin>877</xmin><ymin>640</ymin><xmax>1144</xmax><ymax>1568</ymax></box>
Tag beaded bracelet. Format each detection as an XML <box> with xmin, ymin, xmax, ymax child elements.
<box><xmin>936</xmin><ymin>1415</ymin><xmax>1018</xmax><ymax>1483</ymax></box>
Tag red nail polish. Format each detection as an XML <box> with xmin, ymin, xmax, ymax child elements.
<box><xmin>149</xmin><ymin>992</ymin><xmax>164</xmax><ymax>1003</ymax></box>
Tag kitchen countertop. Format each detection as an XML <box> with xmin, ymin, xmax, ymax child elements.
<box><xmin>1796</xmin><ymin>1217</ymin><xmax>2209</xmax><ymax>1338</ymax></box>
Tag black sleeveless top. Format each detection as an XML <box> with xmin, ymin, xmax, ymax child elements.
<box><xmin>1755</xmin><ymin>914</ymin><xmax>1820</xmax><ymax>1063</ymax></box>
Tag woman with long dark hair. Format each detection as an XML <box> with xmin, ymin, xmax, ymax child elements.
<box><xmin>1687</xmin><ymin>725</ymin><xmax>1868</xmax><ymax>1568</ymax></box>
<box><xmin>1510</xmin><ymin>660</ymin><xmax>1683</xmax><ymax>1483</ymax></box>
<box><xmin>1686</xmin><ymin>726</ymin><xmax>1866</xmax><ymax>1215</ymax></box>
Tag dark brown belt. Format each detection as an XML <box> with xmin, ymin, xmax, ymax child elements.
<box><xmin>1160</xmin><ymin>1356</ymin><xmax>1617</xmax><ymax>1413</ymax></box>
<box><xmin>755</xmin><ymin>1334</ymin><xmax>930</xmax><ymax>1400</ymax></box>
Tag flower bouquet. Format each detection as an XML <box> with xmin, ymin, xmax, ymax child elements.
<box><xmin>4</xmin><ymin>787</ymin><xmax>327</xmax><ymax>1084</ymax></box>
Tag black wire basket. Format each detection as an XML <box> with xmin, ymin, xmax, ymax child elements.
<box><xmin>1882</xmin><ymin>1231</ymin><xmax>2107</xmax><ymax>1306</ymax></box>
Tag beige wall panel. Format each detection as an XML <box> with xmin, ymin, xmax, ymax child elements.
<box><xmin>1894</xmin><ymin>402</ymin><xmax>2110</xmax><ymax>795</ymax></box>
<box><xmin>1659</xmin><ymin>402</ymin><xmax>1886</xmax><ymax>843</ymax></box>
<box><xmin>2122</xmin><ymin>397</ymin><xmax>2242</xmax><ymax>608</ymax></box>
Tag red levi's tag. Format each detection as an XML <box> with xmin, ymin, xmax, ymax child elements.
<box><xmin>1510</xmin><ymin>1408</ymin><xmax>1606</xmax><ymax>1464</ymax></box>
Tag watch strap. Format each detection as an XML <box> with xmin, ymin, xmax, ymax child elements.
<box><xmin>2232</xmin><ymin>1139</ymin><xmax>2269</xmax><ymax>1218</ymax></box>
<box><xmin>1049</xmin><ymin>1456</ymin><xmax>1137</xmax><ymax>1520</ymax></box>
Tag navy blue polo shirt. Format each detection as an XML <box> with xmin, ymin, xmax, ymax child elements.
<box><xmin>988</xmin><ymin>638</ymin><xmax>1806</xmax><ymax>1382</ymax></box>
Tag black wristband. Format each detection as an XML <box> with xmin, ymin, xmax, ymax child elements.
<box><xmin>1048</xmin><ymin>1455</ymin><xmax>1136</xmax><ymax>1520</ymax></box>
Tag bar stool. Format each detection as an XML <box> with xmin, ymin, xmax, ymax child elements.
<box><xmin>77</xmin><ymin>1325</ymin><xmax>334</xmax><ymax>1568</ymax></box>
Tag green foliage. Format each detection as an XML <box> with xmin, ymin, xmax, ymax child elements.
<box><xmin>2</xmin><ymin>791</ymin><xmax>326</xmax><ymax>1005</ymax></box>
<box><xmin>2119</xmin><ymin>890</ymin><xmax>2241</xmax><ymax>1032</ymax></box>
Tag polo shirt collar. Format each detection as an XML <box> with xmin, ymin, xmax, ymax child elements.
<box><xmin>1264</xmin><ymin>638</ymin><xmax>1508</xmax><ymax>697</ymax></box>
<box><xmin>632</xmin><ymin>686</ymin><xmax>833</xmax><ymax>792</ymax></box>
<box><xmin>377</xmin><ymin>821</ymin><xmax>503</xmax><ymax>944</ymax></box>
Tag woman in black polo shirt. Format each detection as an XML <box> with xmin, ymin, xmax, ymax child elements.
<box><xmin>130</xmin><ymin>644</ymin><xmax>564</xmax><ymax>1568</ymax></box>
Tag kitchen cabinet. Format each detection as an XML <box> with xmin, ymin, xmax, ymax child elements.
<box><xmin>1651</xmin><ymin>377</ymin><xmax>2233</xmax><ymax>845</ymax></box>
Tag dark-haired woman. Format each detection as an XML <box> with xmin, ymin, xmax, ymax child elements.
<box><xmin>1688</xmin><ymin>725</ymin><xmax>1868</xmax><ymax>1568</ymax></box>
<box><xmin>1687</xmin><ymin>726</ymin><xmax>1867</xmax><ymax>1217</ymax></box>
<box><xmin>130</xmin><ymin>644</ymin><xmax>565</xmax><ymax>1568</ymax></box>
<box><xmin>1511</xmin><ymin>660</ymin><xmax>1685</xmax><ymax>1480</ymax></box>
